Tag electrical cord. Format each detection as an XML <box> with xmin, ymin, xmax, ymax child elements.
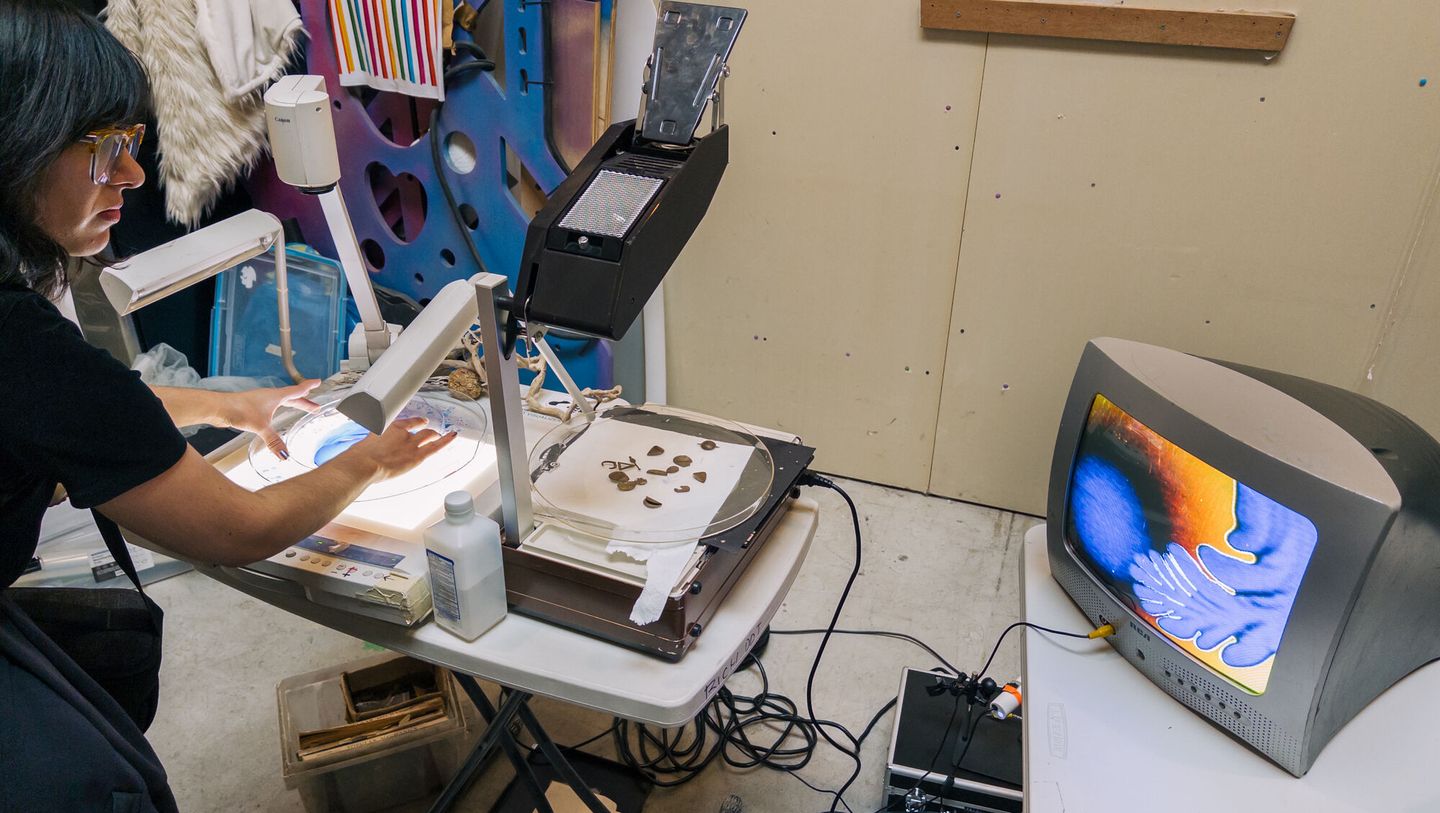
<box><xmin>561</xmin><ymin>727</ymin><xmax>612</xmax><ymax>753</ymax></box>
<box><xmin>926</xmin><ymin>693</ymin><xmax>963</xmax><ymax>779</ymax></box>
<box><xmin>935</xmin><ymin>701</ymin><xmax>985</xmax><ymax>805</ymax></box>
<box><xmin>429</xmin><ymin>40</ymin><xmax>529</xmax><ymax>354</ymax></box>
<box><xmin>587</xmin><ymin>473</ymin><xmax>879</xmax><ymax>813</ymax></box>
<box><xmin>874</xmin><ymin>693</ymin><xmax>964</xmax><ymax>813</ymax></box>
<box><xmin>770</xmin><ymin>628</ymin><xmax>960</xmax><ymax>677</ymax></box>
<box><xmin>950</xmin><ymin>709</ymin><xmax>988</xmax><ymax>777</ymax></box>
<box><xmin>796</xmin><ymin>473</ymin><xmax>871</xmax><ymax>811</ymax></box>
<box><xmin>974</xmin><ymin>621</ymin><xmax>1110</xmax><ymax>686</ymax></box>
<box><xmin>430</xmin><ymin>43</ymin><xmax>494</xmax><ymax>281</ymax></box>
<box><xmin>605</xmin><ymin>651</ymin><xmax>893</xmax><ymax>813</ymax></box>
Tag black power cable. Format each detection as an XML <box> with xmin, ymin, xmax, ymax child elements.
<box><xmin>974</xmin><ymin>621</ymin><xmax>1092</xmax><ymax>685</ymax></box>
<box><xmin>770</xmin><ymin>628</ymin><xmax>960</xmax><ymax>677</ymax></box>
<box><xmin>429</xmin><ymin>46</ymin><xmax>495</xmax><ymax>281</ymax></box>
<box><xmin>795</xmin><ymin>473</ymin><xmax>869</xmax><ymax>811</ymax></box>
<box><xmin>591</xmin><ymin>473</ymin><xmax>879</xmax><ymax>813</ymax></box>
<box><xmin>604</xmin><ymin>651</ymin><xmax>892</xmax><ymax>813</ymax></box>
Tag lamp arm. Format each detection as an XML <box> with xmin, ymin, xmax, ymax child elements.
<box><xmin>272</xmin><ymin>239</ymin><xmax>304</xmax><ymax>384</ymax></box>
<box><xmin>317</xmin><ymin>187</ymin><xmax>392</xmax><ymax>363</ymax></box>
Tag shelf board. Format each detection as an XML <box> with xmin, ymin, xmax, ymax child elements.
<box><xmin>921</xmin><ymin>1</ymin><xmax>1295</xmax><ymax>52</ymax></box>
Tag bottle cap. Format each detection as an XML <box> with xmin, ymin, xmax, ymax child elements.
<box><xmin>444</xmin><ymin>491</ymin><xmax>474</xmax><ymax>517</ymax></box>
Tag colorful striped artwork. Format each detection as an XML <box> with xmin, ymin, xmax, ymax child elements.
<box><xmin>328</xmin><ymin>0</ymin><xmax>446</xmax><ymax>100</ymax></box>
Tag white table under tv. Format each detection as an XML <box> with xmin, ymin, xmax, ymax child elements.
<box><xmin>1021</xmin><ymin>523</ymin><xmax>1439</xmax><ymax>813</ymax></box>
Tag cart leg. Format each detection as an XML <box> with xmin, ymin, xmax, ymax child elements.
<box><xmin>516</xmin><ymin>700</ymin><xmax>612</xmax><ymax>813</ymax></box>
<box><xmin>455</xmin><ymin>676</ymin><xmax>554</xmax><ymax>813</ymax></box>
<box><xmin>426</xmin><ymin>687</ymin><xmax>527</xmax><ymax>813</ymax></box>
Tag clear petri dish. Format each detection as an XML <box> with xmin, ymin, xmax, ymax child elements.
<box><xmin>529</xmin><ymin>403</ymin><xmax>775</xmax><ymax>545</ymax></box>
<box><xmin>248</xmin><ymin>384</ymin><xmax>489</xmax><ymax>502</ymax></box>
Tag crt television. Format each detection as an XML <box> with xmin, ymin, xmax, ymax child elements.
<box><xmin>1046</xmin><ymin>337</ymin><xmax>1440</xmax><ymax>776</ymax></box>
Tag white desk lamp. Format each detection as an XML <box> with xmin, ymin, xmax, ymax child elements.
<box><xmin>264</xmin><ymin>74</ymin><xmax>399</xmax><ymax>370</ymax></box>
<box><xmin>98</xmin><ymin>75</ymin><xmax>412</xmax><ymax>381</ymax></box>
<box><xmin>98</xmin><ymin>208</ymin><xmax>304</xmax><ymax>383</ymax></box>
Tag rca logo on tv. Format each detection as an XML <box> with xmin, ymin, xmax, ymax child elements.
<box><xmin>1127</xmin><ymin>620</ymin><xmax>1151</xmax><ymax>641</ymax></box>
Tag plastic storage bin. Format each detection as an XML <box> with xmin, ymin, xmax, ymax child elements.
<box><xmin>277</xmin><ymin>653</ymin><xmax>475</xmax><ymax>813</ymax></box>
<box><xmin>210</xmin><ymin>245</ymin><xmax>347</xmax><ymax>382</ymax></box>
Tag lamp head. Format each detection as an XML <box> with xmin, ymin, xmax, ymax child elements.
<box><xmin>335</xmin><ymin>277</ymin><xmax>482</xmax><ymax>434</ymax></box>
<box><xmin>263</xmin><ymin>75</ymin><xmax>342</xmax><ymax>192</ymax></box>
<box><xmin>99</xmin><ymin>209</ymin><xmax>283</xmax><ymax>316</ymax></box>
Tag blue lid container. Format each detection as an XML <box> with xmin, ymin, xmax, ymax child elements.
<box><xmin>210</xmin><ymin>245</ymin><xmax>347</xmax><ymax>381</ymax></box>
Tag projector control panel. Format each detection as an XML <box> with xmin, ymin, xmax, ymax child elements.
<box><xmin>246</xmin><ymin>529</ymin><xmax>431</xmax><ymax>626</ymax></box>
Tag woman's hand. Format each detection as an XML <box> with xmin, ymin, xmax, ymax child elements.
<box><xmin>220</xmin><ymin>380</ymin><xmax>322</xmax><ymax>459</ymax></box>
<box><xmin>340</xmin><ymin>417</ymin><xmax>459</xmax><ymax>481</ymax></box>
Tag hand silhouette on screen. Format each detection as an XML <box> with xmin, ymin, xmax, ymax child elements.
<box><xmin>1130</xmin><ymin>507</ymin><xmax>1312</xmax><ymax>671</ymax></box>
<box><xmin>1129</xmin><ymin>544</ymin><xmax>1256</xmax><ymax>661</ymax></box>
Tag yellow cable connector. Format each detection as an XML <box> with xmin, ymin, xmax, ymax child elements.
<box><xmin>1088</xmin><ymin>623</ymin><xmax>1116</xmax><ymax>639</ymax></box>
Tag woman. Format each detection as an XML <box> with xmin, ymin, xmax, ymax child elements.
<box><xmin>0</xmin><ymin>3</ymin><xmax>453</xmax><ymax>809</ymax></box>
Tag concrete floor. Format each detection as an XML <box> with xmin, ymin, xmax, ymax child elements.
<box><xmin>142</xmin><ymin>477</ymin><xmax>1038</xmax><ymax>813</ymax></box>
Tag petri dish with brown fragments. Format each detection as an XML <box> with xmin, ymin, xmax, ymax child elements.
<box><xmin>528</xmin><ymin>403</ymin><xmax>775</xmax><ymax>544</ymax></box>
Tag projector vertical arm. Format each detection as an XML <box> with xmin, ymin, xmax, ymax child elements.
<box><xmin>475</xmin><ymin>273</ymin><xmax>534</xmax><ymax>545</ymax></box>
<box><xmin>317</xmin><ymin>187</ymin><xmax>392</xmax><ymax>363</ymax></box>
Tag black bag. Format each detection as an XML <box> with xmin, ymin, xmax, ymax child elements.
<box><xmin>8</xmin><ymin>510</ymin><xmax>164</xmax><ymax>731</ymax></box>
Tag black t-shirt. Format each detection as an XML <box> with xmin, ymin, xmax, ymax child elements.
<box><xmin>0</xmin><ymin>283</ymin><xmax>186</xmax><ymax>588</ymax></box>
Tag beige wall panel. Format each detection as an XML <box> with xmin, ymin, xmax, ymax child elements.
<box><xmin>663</xmin><ymin>2</ymin><xmax>988</xmax><ymax>491</ymax></box>
<box><xmin>931</xmin><ymin>1</ymin><xmax>1440</xmax><ymax>513</ymax></box>
<box><xmin>1361</xmin><ymin>154</ymin><xmax>1440</xmax><ymax>421</ymax></box>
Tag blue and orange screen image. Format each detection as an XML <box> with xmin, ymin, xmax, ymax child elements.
<box><xmin>1065</xmin><ymin>394</ymin><xmax>1319</xmax><ymax>694</ymax></box>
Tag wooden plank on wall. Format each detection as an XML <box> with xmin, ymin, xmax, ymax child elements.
<box><xmin>921</xmin><ymin>0</ymin><xmax>1295</xmax><ymax>52</ymax></box>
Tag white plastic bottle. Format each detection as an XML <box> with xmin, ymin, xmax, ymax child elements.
<box><xmin>424</xmin><ymin>491</ymin><xmax>507</xmax><ymax>641</ymax></box>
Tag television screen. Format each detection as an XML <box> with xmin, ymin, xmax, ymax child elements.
<box><xmin>1065</xmin><ymin>394</ymin><xmax>1320</xmax><ymax>695</ymax></box>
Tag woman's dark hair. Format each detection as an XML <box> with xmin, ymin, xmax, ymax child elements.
<box><xmin>0</xmin><ymin>0</ymin><xmax>150</xmax><ymax>298</ymax></box>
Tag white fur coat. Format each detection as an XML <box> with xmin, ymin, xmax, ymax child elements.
<box><xmin>105</xmin><ymin>0</ymin><xmax>302</xmax><ymax>226</ymax></box>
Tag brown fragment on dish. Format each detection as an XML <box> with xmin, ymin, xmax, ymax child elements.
<box><xmin>646</xmin><ymin>468</ymin><xmax>668</xmax><ymax>476</ymax></box>
<box><xmin>674</xmin><ymin>485</ymin><xmax>690</xmax><ymax>493</ymax></box>
<box><xmin>648</xmin><ymin>445</ymin><xmax>665</xmax><ymax>456</ymax></box>
<box><xmin>617</xmin><ymin>481</ymin><xmax>637</xmax><ymax>492</ymax></box>
<box><xmin>700</xmin><ymin>440</ymin><xmax>718</xmax><ymax>451</ymax></box>
<box><xmin>628</xmin><ymin>456</ymin><xmax>638</xmax><ymax>466</ymax></box>
<box><xmin>666</xmin><ymin>465</ymin><xmax>679</xmax><ymax>474</ymax></box>
<box><xmin>608</xmin><ymin>471</ymin><xmax>629</xmax><ymax>483</ymax></box>
<box><xmin>693</xmin><ymin>471</ymin><xmax>707</xmax><ymax>483</ymax></box>
<box><xmin>673</xmin><ymin>455</ymin><xmax>692</xmax><ymax>467</ymax></box>
<box><xmin>635</xmin><ymin>478</ymin><xmax>648</xmax><ymax>486</ymax></box>
<box><xmin>643</xmin><ymin>497</ymin><xmax>663</xmax><ymax>509</ymax></box>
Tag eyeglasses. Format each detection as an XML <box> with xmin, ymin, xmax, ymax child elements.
<box><xmin>78</xmin><ymin>124</ymin><xmax>145</xmax><ymax>185</ymax></box>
